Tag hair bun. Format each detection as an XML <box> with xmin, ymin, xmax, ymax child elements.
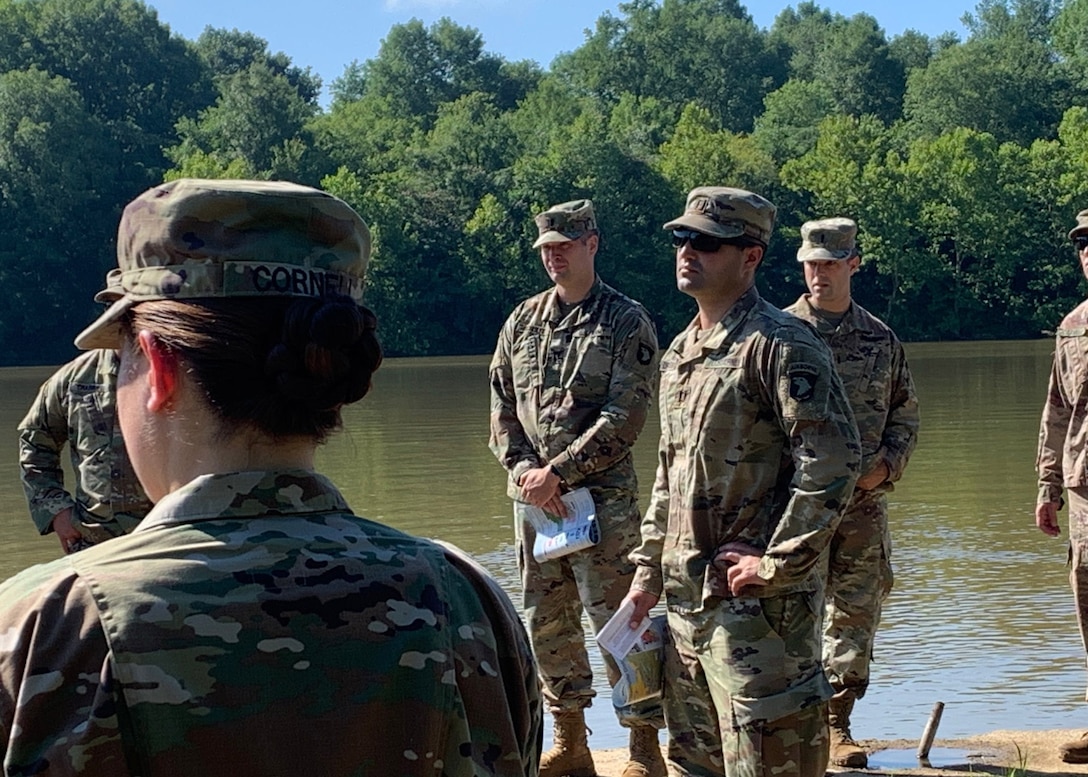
<box><xmin>268</xmin><ymin>298</ymin><xmax>381</xmax><ymax>413</ymax></box>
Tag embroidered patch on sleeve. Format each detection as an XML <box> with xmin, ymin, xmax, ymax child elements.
<box><xmin>637</xmin><ymin>342</ymin><xmax>654</xmax><ymax>365</ymax></box>
<box><xmin>787</xmin><ymin>363</ymin><xmax>819</xmax><ymax>401</ymax></box>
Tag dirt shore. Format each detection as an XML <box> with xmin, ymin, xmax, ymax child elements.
<box><xmin>589</xmin><ymin>728</ymin><xmax>1088</xmax><ymax>776</ymax></box>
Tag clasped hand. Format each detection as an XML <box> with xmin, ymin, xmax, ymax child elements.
<box><xmin>714</xmin><ymin>541</ymin><xmax>769</xmax><ymax>596</ymax></box>
<box><xmin>518</xmin><ymin>466</ymin><xmax>567</xmax><ymax>517</ymax></box>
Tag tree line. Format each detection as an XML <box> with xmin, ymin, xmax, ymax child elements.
<box><xmin>2</xmin><ymin>0</ymin><xmax>1087</xmax><ymax>364</ymax></box>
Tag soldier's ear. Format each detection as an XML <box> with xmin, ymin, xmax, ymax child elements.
<box><xmin>585</xmin><ymin>232</ymin><xmax>599</xmax><ymax>255</ymax></box>
<box><xmin>743</xmin><ymin>244</ymin><xmax>764</xmax><ymax>272</ymax></box>
<box><xmin>137</xmin><ymin>330</ymin><xmax>179</xmax><ymax>412</ymax></box>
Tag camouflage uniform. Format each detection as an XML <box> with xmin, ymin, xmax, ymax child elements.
<box><xmin>18</xmin><ymin>349</ymin><xmax>152</xmax><ymax>543</ymax></box>
<box><xmin>489</xmin><ymin>275</ymin><xmax>659</xmax><ymax>720</ymax></box>
<box><xmin>0</xmin><ymin>469</ymin><xmax>542</xmax><ymax>776</ymax></box>
<box><xmin>785</xmin><ymin>294</ymin><xmax>919</xmax><ymax>699</ymax></box>
<box><xmin>1038</xmin><ymin>298</ymin><xmax>1088</xmax><ymax>668</ymax></box>
<box><xmin>630</xmin><ymin>286</ymin><xmax>860</xmax><ymax>777</ymax></box>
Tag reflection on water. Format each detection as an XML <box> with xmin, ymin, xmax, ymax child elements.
<box><xmin>0</xmin><ymin>340</ymin><xmax>1083</xmax><ymax>749</ymax></box>
<box><xmin>867</xmin><ymin>747</ymin><xmax>984</xmax><ymax>770</ymax></box>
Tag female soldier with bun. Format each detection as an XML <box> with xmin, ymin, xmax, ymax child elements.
<box><xmin>0</xmin><ymin>179</ymin><xmax>541</xmax><ymax>776</ymax></box>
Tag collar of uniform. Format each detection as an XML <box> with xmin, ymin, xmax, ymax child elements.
<box><xmin>673</xmin><ymin>285</ymin><xmax>761</xmax><ymax>364</ymax></box>
<box><xmin>133</xmin><ymin>469</ymin><xmax>352</xmax><ymax>531</ymax></box>
<box><xmin>795</xmin><ymin>294</ymin><xmax>870</xmax><ymax>336</ymax></box>
<box><xmin>542</xmin><ymin>275</ymin><xmax>605</xmax><ymax>326</ymax></box>
<box><xmin>97</xmin><ymin>348</ymin><xmax>120</xmax><ymax>381</ymax></box>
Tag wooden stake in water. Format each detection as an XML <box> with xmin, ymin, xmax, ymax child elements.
<box><xmin>917</xmin><ymin>701</ymin><xmax>945</xmax><ymax>763</ymax></box>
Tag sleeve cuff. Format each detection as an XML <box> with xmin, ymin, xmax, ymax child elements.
<box><xmin>1038</xmin><ymin>484</ymin><xmax>1064</xmax><ymax>505</ymax></box>
<box><xmin>549</xmin><ymin>454</ymin><xmax>579</xmax><ymax>486</ymax></box>
<box><xmin>511</xmin><ymin>460</ymin><xmax>536</xmax><ymax>483</ymax></box>
<box><xmin>31</xmin><ymin>499</ymin><xmax>75</xmax><ymax>535</ymax></box>
<box><xmin>631</xmin><ymin>565</ymin><xmax>663</xmax><ymax>598</ymax></box>
<box><xmin>757</xmin><ymin>555</ymin><xmax>780</xmax><ymax>584</ymax></box>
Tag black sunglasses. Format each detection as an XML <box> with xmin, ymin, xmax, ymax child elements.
<box><xmin>671</xmin><ymin>229</ymin><xmax>740</xmax><ymax>252</ymax></box>
<box><xmin>1075</xmin><ymin>236</ymin><xmax>1088</xmax><ymax>251</ymax></box>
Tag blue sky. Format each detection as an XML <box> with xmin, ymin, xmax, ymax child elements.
<box><xmin>146</xmin><ymin>0</ymin><xmax>974</xmax><ymax>105</ymax></box>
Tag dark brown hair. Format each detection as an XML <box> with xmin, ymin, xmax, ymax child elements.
<box><xmin>123</xmin><ymin>295</ymin><xmax>382</xmax><ymax>442</ymax></box>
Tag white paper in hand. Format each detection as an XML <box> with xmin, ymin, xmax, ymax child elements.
<box><xmin>596</xmin><ymin>598</ymin><xmax>652</xmax><ymax>659</ymax></box>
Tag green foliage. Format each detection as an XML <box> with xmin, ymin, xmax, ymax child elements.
<box><xmin>0</xmin><ymin>68</ymin><xmax>118</xmax><ymax>363</ymax></box>
<box><xmin>770</xmin><ymin>7</ymin><xmax>906</xmax><ymax>124</ymax></box>
<box><xmin>0</xmin><ymin>0</ymin><xmax>210</xmax><ymax>363</ymax></box>
<box><xmin>658</xmin><ymin>104</ymin><xmax>778</xmax><ymax>196</ymax></box>
<box><xmin>359</xmin><ymin>18</ymin><xmax>533</xmax><ymax>129</ymax></box>
<box><xmin>906</xmin><ymin>40</ymin><xmax>1066</xmax><ymax>145</ymax></box>
<box><xmin>784</xmin><ymin>111</ymin><xmax>1086</xmax><ymax>339</ymax></box>
<box><xmin>194</xmin><ymin>26</ymin><xmax>322</xmax><ymax>106</ymax></box>
<box><xmin>903</xmin><ymin>1</ymin><xmax>1071</xmax><ymax>145</ymax></box>
<box><xmin>166</xmin><ymin>61</ymin><xmax>319</xmax><ymax>180</ymax></box>
<box><xmin>0</xmin><ymin>0</ymin><xmax>1087</xmax><ymax>364</ymax></box>
<box><xmin>0</xmin><ymin>0</ymin><xmax>212</xmax><ymax>181</ymax></box>
<box><xmin>753</xmin><ymin>79</ymin><xmax>838</xmax><ymax>164</ymax></box>
<box><xmin>557</xmin><ymin>0</ymin><xmax>785</xmax><ymax>132</ymax></box>
<box><xmin>962</xmin><ymin>0</ymin><xmax>1058</xmax><ymax>40</ymax></box>
<box><xmin>888</xmin><ymin>29</ymin><xmax>936</xmax><ymax>74</ymax></box>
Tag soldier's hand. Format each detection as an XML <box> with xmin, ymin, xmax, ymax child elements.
<box><xmin>715</xmin><ymin>542</ymin><xmax>769</xmax><ymax>596</ymax></box>
<box><xmin>518</xmin><ymin>466</ymin><xmax>566</xmax><ymax>516</ymax></box>
<box><xmin>51</xmin><ymin>508</ymin><xmax>83</xmax><ymax>553</ymax></box>
<box><xmin>622</xmin><ymin>589</ymin><xmax>659</xmax><ymax>629</ymax></box>
<box><xmin>1036</xmin><ymin>501</ymin><xmax>1061</xmax><ymax>537</ymax></box>
<box><xmin>856</xmin><ymin>460</ymin><xmax>890</xmax><ymax>491</ymax></box>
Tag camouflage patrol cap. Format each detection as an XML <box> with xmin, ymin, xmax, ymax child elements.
<box><xmin>532</xmin><ymin>199</ymin><xmax>597</xmax><ymax>249</ymax></box>
<box><xmin>76</xmin><ymin>178</ymin><xmax>370</xmax><ymax>350</ymax></box>
<box><xmin>1069</xmin><ymin>209</ymin><xmax>1088</xmax><ymax>239</ymax></box>
<box><xmin>93</xmin><ymin>269</ymin><xmax>124</xmax><ymax>303</ymax></box>
<box><xmin>663</xmin><ymin>186</ymin><xmax>776</xmax><ymax>245</ymax></box>
<box><xmin>797</xmin><ymin>217</ymin><xmax>858</xmax><ymax>261</ymax></box>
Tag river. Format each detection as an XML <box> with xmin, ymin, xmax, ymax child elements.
<box><xmin>0</xmin><ymin>339</ymin><xmax>1080</xmax><ymax>749</ymax></box>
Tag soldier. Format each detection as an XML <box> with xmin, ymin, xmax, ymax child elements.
<box><xmin>18</xmin><ymin>345</ymin><xmax>152</xmax><ymax>553</ymax></box>
<box><xmin>785</xmin><ymin>218</ymin><xmax>919</xmax><ymax>768</ymax></box>
<box><xmin>624</xmin><ymin>187</ymin><xmax>860</xmax><ymax>777</ymax></box>
<box><xmin>489</xmin><ymin>199</ymin><xmax>664</xmax><ymax>777</ymax></box>
<box><xmin>0</xmin><ymin>178</ymin><xmax>541</xmax><ymax>775</ymax></box>
<box><xmin>1036</xmin><ymin>208</ymin><xmax>1088</xmax><ymax>764</ymax></box>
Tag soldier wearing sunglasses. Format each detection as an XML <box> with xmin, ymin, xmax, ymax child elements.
<box><xmin>624</xmin><ymin>187</ymin><xmax>860</xmax><ymax>777</ymax></box>
<box><xmin>1036</xmin><ymin>209</ymin><xmax>1088</xmax><ymax>764</ymax></box>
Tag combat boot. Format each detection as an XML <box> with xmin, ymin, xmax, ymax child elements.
<box><xmin>540</xmin><ymin>709</ymin><xmax>596</xmax><ymax>777</ymax></box>
<box><xmin>1059</xmin><ymin>731</ymin><xmax>1088</xmax><ymax>763</ymax></box>
<box><xmin>828</xmin><ymin>698</ymin><xmax>868</xmax><ymax>768</ymax></box>
<box><xmin>621</xmin><ymin>725</ymin><xmax>667</xmax><ymax>777</ymax></box>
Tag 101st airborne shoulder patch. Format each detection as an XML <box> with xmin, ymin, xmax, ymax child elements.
<box><xmin>637</xmin><ymin>341</ymin><xmax>654</xmax><ymax>365</ymax></box>
<box><xmin>788</xmin><ymin>363</ymin><xmax>818</xmax><ymax>401</ymax></box>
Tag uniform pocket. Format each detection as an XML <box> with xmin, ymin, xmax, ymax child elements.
<box><xmin>68</xmin><ymin>385</ymin><xmax>110</xmax><ymax>458</ymax></box>
<box><xmin>1057</xmin><ymin>329</ymin><xmax>1088</xmax><ymax>391</ymax></box>
<box><xmin>570</xmin><ymin>330</ymin><xmax>613</xmax><ymax>393</ymax></box>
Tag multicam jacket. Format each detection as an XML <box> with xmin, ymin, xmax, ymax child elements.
<box><xmin>1038</xmin><ymin>299</ymin><xmax>1088</xmax><ymax>504</ymax></box>
<box><xmin>0</xmin><ymin>470</ymin><xmax>541</xmax><ymax>776</ymax></box>
<box><xmin>630</xmin><ymin>287</ymin><xmax>861</xmax><ymax>609</ymax></box>
<box><xmin>489</xmin><ymin>276</ymin><xmax>658</xmax><ymax>499</ymax></box>
<box><xmin>785</xmin><ymin>295</ymin><xmax>919</xmax><ymax>488</ymax></box>
<box><xmin>17</xmin><ymin>349</ymin><xmax>151</xmax><ymax>534</ymax></box>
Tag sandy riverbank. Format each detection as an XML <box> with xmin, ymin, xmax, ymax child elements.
<box><xmin>588</xmin><ymin>729</ymin><xmax>1088</xmax><ymax>775</ymax></box>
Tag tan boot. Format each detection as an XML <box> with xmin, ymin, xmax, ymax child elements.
<box><xmin>1059</xmin><ymin>731</ymin><xmax>1088</xmax><ymax>763</ymax></box>
<box><xmin>828</xmin><ymin>698</ymin><xmax>868</xmax><ymax>768</ymax></box>
<box><xmin>621</xmin><ymin>725</ymin><xmax>667</xmax><ymax>777</ymax></box>
<box><xmin>540</xmin><ymin>710</ymin><xmax>596</xmax><ymax>777</ymax></box>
